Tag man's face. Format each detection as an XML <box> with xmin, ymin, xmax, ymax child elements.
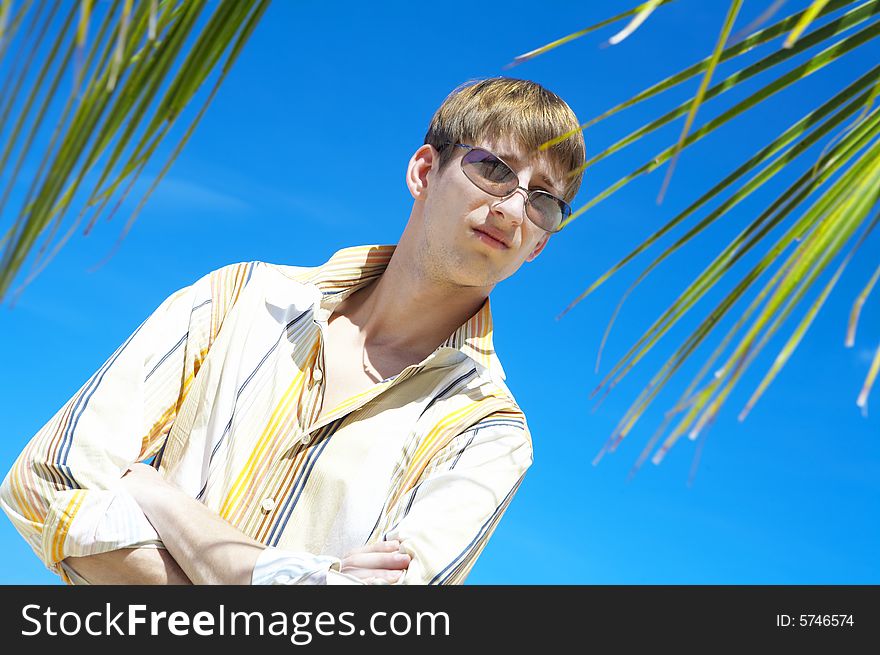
<box><xmin>406</xmin><ymin>135</ymin><xmax>564</xmax><ymax>289</ymax></box>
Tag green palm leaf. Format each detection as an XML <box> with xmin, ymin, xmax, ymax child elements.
<box><xmin>857</xmin><ymin>343</ymin><xmax>880</xmax><ymax>414</ymax></box>
<box><xmin>786</xmin><ymin>0</ymin><xmax>833</xmax><ymax>47</ymax></box>
<box><xmin>527</xmin><ymin>0</ymin><xmax>880</xmax><ymax>469</ymax></box>
<box><xmin>560</xmin><ymin>4</ymin><xmax>880</xmax><ymax>226</ymax></box>
<box><xmin>587</xmin><ymin>70</ymin><xmax>880</xmax><ymax>381</ymax></box>
<box><xmin>541</xmin><ymin>0</ymin><xmax>870</xmax><ymax>152</ymax></box>
<box><xmin>505</xmin><ymin>0</ymin><xmax>676</xmax><ymax>68</ymax></box>
<box><xmin>656</xmin><ymin>0</ymin><xmax>743</xmax><ymax>204</ymax></box>
<box><xmin>846</xmin><ymin>261</ymin><xmax>880</xmax><ymax>344</ymax></box>
<box><xmin>0</xmin><ymin>0</ymin><xmax>269</xmax><ymax>304</ymax></box>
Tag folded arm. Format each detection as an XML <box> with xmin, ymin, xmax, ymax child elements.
<box><xmin>120</xmin><ymin>463</ymin><xmax>409</xmax><ymax>585</ymax></box>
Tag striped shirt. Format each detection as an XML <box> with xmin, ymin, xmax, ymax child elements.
<box><xmin>1</xmin><ymin>244</ymin><xmax>533</xmax><ymax>585</ymax></box>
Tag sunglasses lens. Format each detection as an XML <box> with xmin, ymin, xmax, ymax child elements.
<box><xmin>528</xmin><ymin>192</ymin><xmax>568</xmax><ymax>232</ymax></box>
<box><xmin>461</xmin><ymin>149</ymin><xmax>517</xmax><ymax>195</ymax></box>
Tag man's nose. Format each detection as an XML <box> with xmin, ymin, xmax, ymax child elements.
<box><xmin>491</xmin><ymin>187</ymin><xmax>528</xmax><ymax>224</ymax></box>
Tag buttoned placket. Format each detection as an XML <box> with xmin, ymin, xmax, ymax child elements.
<box><xmin>248</xmin><ymin>300</ymin><xmax>333</xmax><ymax>534</ymax></box>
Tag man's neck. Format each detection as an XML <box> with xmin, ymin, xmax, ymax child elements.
<box><xmin>333</xmin><ymin>252</ymin><xmax>491</xmax><ymax>360</ymax></box>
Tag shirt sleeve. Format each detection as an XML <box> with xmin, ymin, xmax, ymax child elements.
<box><xmin>250</xmin><ymin>547</ymin><xmax>365</xmax><ymax>585</ymax></box>
<box><xmin>0</xmin><ymin>261</ymin><xmax>259</xmax><ymax>583</ymax></box>
<box><xmin>380</xmin><ymin>412</ymin><xmax>533</xmax><ymax>585</ymax></box>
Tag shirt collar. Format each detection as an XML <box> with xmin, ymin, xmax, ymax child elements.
<box><xmin>285</xmin><ymin>244</ymin><xmax>507</xmax><ymax>381</ymax></box>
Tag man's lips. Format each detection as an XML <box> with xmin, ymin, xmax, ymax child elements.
<box><xmin>472</xmin><ymin>226</ymin><xmax>510</xmax><ymax>248</ymax></box>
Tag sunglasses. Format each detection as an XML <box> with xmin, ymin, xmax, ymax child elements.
<box><xmin>440</xmin><ymin>142</ymin><xmax>571</xmax><ymax>233</ymax></box>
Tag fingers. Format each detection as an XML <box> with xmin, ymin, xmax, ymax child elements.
<box><xmin>342</xmin><ymin>550</ymin><xmax>411</xmax><ymax>572</ymax></box>
<box><xmin>351</xmin><ymin>568</ymin><xmax>404</xmax><ymax>584</ymax></box>
<box><xmin>347</xmin><ymin>540</ymin><xmax>404</xmax><ymax>556</ymax></box>
<box><xmin>341</xmin><ymin>540</ymin><xmax>410</xmax><ymax>571</ymax></box>
<box><xmin>340</xmin><ymin>540</ymin><xmax>411</xmax><ymax>584</ymax></box>
<box><xmin>340</xmin><ymin>540</ymin><xmax>412</xmax><ymax>583</ymax></box>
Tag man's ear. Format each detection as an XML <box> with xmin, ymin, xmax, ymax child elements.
<box><xmin>406</xmin><ymin>144</ymin><xmax>436</xmax><ymax>200</ymax></box>
<box><xmin>526</xmin><ymin>232</ymin><xmax>550</xmax><ymax>262</ymax></box>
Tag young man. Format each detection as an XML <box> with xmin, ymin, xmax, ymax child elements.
<box><xmin>1</xmin><ymin>77</ymin><xmax>585</xmax><ymax>585</ymax></box>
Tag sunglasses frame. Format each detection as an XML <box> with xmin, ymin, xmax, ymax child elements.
<box><xmin>438</xmin><ymin>142</ymin><xmax>570</xmax><ymax>233</ymax></box>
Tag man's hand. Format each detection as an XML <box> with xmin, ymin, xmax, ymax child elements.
<box><xmin>340</xmin><ymin>540</ymin><xmax>411</xmax><ymax>584</ymax></box>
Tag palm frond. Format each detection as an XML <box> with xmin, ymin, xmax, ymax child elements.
<box><xmin>571</xmin><ymin>65</ymin><xmax>880</xmax><ymax>370</ymax></box>
<box><xmin>505</xmin><ymin>0</ymin><xmax>675</xmax><ymax>68</ymax></box>
<box><xmin>656</xmin><ymin>0</ymin><xmax>742</xmax><ymax>204</ymax></box>
<box><xmin>740</xmin><ymin>208</ymin><xmax>880</xmax><ymax>419</ymax></box>
<box><xmin>846</xmin><ymin>261</ymin><xmax>880</xmax><ymax>344</ymax></box>
<box><xmin>728</xmin><ymin>0</ymin><xmax>788</xmax><ymax>46</ymax></box>
<box><xmin>559</xmin><ymin>6</ymin><xmax>880</xmax><ymax>225</ymax></box>
<box><xmin>536</xmin><ymin>0</ymin><xmax>880</xmax><ymax>469</ymax></box>
<box><xmin>785</xmin><ymin>0</ymin><xmax>832</xmax><ymax>47</ymax></box>
<box><xmin>857</xmin><ymin>342</ymin><xmax>880</xmax><ymax>414</ymax></box>
<box><xmin>0</xmin><ymin>0</ymin><xmax>270</xmax><ymax>305</ymax></box>
<box><xmin>540</xmin><ymin>0</ymin><xmax>866</xmax><ymax>151</ymax></box>
<box><xmin>607</xmin><ymin>0</ymin><xmax>666</xmax><ymax>45</ymax></box>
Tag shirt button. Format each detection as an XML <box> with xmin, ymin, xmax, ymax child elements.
<box><xmin>313</xmin><ymin>368</ymin><xmax>323</xmax><ymax>382</ymax></box>
<box><xmin>301</xmin><ymin>434</ymin><xmax>311</xmax><ymax>445</ymax></box>
<box><xmin>260</xmin><ymin>498</ymin><xmax>276</xmax><ymax>513</ymax></box>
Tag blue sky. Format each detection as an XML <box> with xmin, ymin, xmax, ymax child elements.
<box><xmin>1</xmin><ymin>0</ymin><xmax>878</xmax><ymax>584</ymax></box>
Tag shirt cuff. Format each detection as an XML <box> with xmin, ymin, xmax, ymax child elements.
<box><xmin>41</xmin><ymin>487</ymin><xmax>163</xmax><ymax>572</ymax></box>
<box><xmin>251</xmin><ymin>546</ymin><xmax>361</xmax><ymax>585</ymax></box>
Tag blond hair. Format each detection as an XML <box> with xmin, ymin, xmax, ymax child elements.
<box><xmin>423</xmin><ymin>77</ymin><xmax>586</xmax><ymax>203</ymax></box>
